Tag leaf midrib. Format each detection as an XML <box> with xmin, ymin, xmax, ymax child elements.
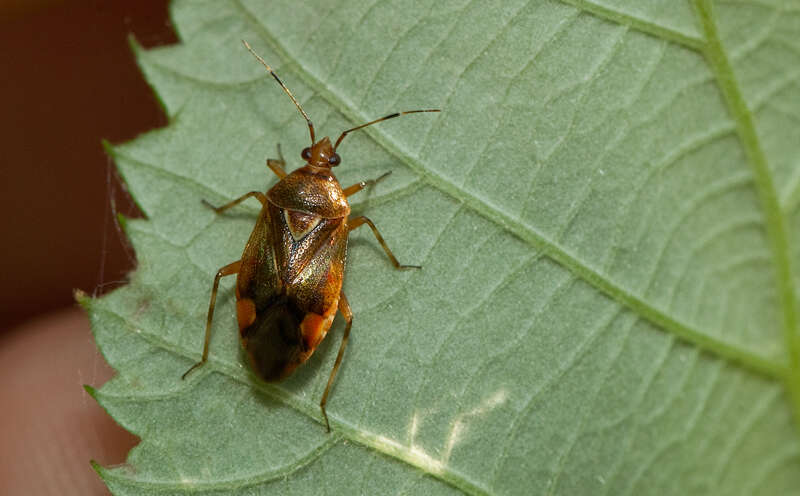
<box><xmin>691</xmin><ymin>0</ymin><xmax>800</xmax><ymax>432</ymax></box>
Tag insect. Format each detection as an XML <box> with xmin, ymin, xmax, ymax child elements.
<box><xmin>182</xmin><ymin>40</ymin><xmax>439</xmax><ymax>432</ymax></box>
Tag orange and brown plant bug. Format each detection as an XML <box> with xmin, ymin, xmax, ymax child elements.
<box><xmin>182</xmin><ymin>40</ymin><xmax>439</xmax><ymax>432</ymax></box>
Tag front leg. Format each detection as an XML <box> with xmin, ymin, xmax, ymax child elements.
<box><xmin>343</xmin><ymin>171</ymin><xmax>392</xmax><ymax>197</ymax></box>
<box><xmin>267</xmin><ymin>143</ymin><xmax>287</xmax><ymax>179</ymax></box>
<box><xmin>347</xmin><ymin>216</ymin><xmax>421</xmax><ymax>269</ymax></box>
<box><xmin>202</xmin><ymin>192</ymin><xmax>266</xmax><ymax>214</ymax></box>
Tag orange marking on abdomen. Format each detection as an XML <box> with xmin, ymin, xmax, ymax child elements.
<box><xmin>301</xmin><ymin>298</ymin><xmax>339</xmax><ymax>351</ymax></box>
<box><xmin>301</xmin><ymin>313</ymin><xmax>325</xmax><ymax>350</ymax></box>
<box><xmin>236</xmin><ymin>298</ymin><xmax>257</xmax><ymax>330</ymax></box>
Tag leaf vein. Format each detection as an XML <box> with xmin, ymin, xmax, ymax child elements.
<box><xmin>557</xmin><ymin>0</ymin><xmax>705</xmax><ymax>50</ymax></box>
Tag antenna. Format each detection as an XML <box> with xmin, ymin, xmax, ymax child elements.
<box><xmin>333</xmin><ymin>109</ymin><xmax>440</xmax><ymax>151</ymax></box>
<box><xmin>242</xmin><ymin>40</ymin><xmax>316</xmax><ymax>144</ymax></box>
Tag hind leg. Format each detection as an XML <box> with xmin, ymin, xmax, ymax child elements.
<box><xmin>319</xmin><ymin>293</ymin><xmax>353</xmax><ymax>432</ymax></box>
<box><xmin>182</xmin><ymin>260</ymin><xmax>241</xmax><ymax>379</ymax></box>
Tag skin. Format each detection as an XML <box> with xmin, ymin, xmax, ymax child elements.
<box><xmin>0</xmin><ymin>309</ymin><xmax>137</xmax><ymax>495</ymax></box>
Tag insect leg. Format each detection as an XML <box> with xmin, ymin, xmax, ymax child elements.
<box><xmin>182</xmin><ymin>260</ymin><xmax>241</xmax><ymax>379</ymax></box>
<box><xmin>319</xmin><ymin>293</ymin><xmax>353</xmax><ymax>433</ymax></box>
<box><xmin>202</xmin><ymin>192</ymin><xmax>266</xmax><ymax>214</ymax></box>
<box><xmin>347</xmin><ymin>216</ymin><xmax>421</xmax><ymax>269</ymax></box>
<box><xmin>343</xmin><ymin>171</ymin><xmax>392</xmax><ymax>197</ymax></box>
<box><xmin>267</xmin><ymin>143</ymin><xmax>287</xmax><ymax>179</ymax></box>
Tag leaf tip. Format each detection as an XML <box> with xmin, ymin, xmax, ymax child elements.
<box><xmin>89</xmin><ymin>459</ymin><xmax>110</xmax><ymax>481</ymax></box>
<box><xmin>100</xmin><ymin>138</ymin><xmax>116</xmax><ymax>156</ymax></box>
<box><xmin>73</xmin><ymin>288</ymin><xmax>91</xmax><ymax>307</ymax></box>
<box><xmin>83</xmin><ymin>384</ymin><xmax>97</xmax><ymax>398</ymax></box>
<box><xmin>126</xmin><ymin>33</ymin><xmax>144</xmax><ymax>56</ymax></box>
<box><xmin>116</xmin><ymin>212</ymin><xmax>129</xmax><ymax>234</ymax></box>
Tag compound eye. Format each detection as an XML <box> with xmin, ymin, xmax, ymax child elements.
<box><xmin>301</xmin><ymin>147</ymin><xmax>311</xmax><ymax>160</ymax></box>
<box><xmin>329</xmin><ymin>153</ymin><xmax>341</xmax><ymax>166</ymax></box>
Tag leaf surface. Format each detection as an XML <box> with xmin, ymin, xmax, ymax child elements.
<box><xmin>87</xmin><ymin>0</ymin><xmax>800</xmax><ymax>494</ymax></box>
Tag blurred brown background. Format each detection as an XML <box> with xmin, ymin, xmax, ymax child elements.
<box><xmin>0</xmin><ymin>0</ymin><xmax>177</xmax><ymax>331</ymax></box>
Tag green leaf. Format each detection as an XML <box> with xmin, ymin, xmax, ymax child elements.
<box><xmin>86</xmin><ymin>0</ymin><xmax>800</xmax><ymax>494</ymax></box>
